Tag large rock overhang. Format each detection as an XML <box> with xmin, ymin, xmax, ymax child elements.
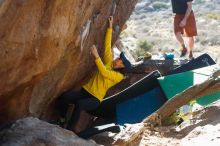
<box><xmin>0</xmin><ymin>0</ymin><xmax>138</xmax><ymax>124</ymax></box>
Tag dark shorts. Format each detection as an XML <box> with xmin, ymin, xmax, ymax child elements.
<box><xmin>58</xmin><ymin>88</ymin><xmax>100</xmax><ymax>117</ymax></box>
<box><xmin>174</xmin><ymin>12</ymin><xmax>197</xmax><ymax>37</ymax></box>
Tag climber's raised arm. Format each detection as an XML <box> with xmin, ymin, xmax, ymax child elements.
<box><xmin>103</xmin><ymin>16</ymin><xmax>113</xmax><ymax>67</ymax></box>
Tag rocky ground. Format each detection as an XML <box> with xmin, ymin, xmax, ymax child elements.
<box><xmin>136</xmin><ymin>101</ymin><xmax>220</xmax><ymax>146</ymax></box>
<box><xmin>121</xmin><ymin>0</ymin><xmax>220</xmax><ymax>63</ymax></box>
<box><xmin>0</xmin><ymin>117</ymin><xmax>98</xmax><ymax>146</ymax></box>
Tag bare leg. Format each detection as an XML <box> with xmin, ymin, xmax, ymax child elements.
<box><xmin>188</xmin><ymin>37</ymin><xmax>194</xmax><ymax>59</ymax></box>
<box><xmin>175</xmin><ymin>32</ymin><xmax>187</xmax><ymax>57</ymax></box>
<box><xmin>175</xmin><ymin>32</ymin><xmax>184</xmax><ymax>46</ymax></box>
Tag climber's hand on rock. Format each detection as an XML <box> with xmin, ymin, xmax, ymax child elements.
<box><xmin>108</xmin><ymin>16</ymin><xmax>113</xmax><ymax>28</ymax></box>
<box><xmin>90</xmin><ymin>45</ymin><xmax>99</xmax><ymax>59</ymax></box>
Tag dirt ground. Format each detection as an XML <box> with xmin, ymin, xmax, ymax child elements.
<box><xmin>131</xmin><ymin>100</ymin><xmax>220</xmax><ymax>146</ymax></box>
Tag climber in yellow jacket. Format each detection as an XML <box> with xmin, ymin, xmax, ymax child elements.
<box><xmin>58</xmin><ymin>16</ymin><xmax>132</xmax><ymax>133</ymax></box>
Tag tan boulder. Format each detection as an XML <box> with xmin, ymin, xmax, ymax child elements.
<box><xmin>0</xmin><ymin>0</ymin><xmax>138</xmax><ymax>124</ymax></box>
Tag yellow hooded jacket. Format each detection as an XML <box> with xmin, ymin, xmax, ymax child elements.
<box><xmin>83</xmin><ymin>28</ymin><xmax>124</xmax><ymax>102</ymax></box>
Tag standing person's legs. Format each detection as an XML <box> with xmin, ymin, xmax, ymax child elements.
<box><xmin>175</xmin><ymin>32</ymin><xmax>186</xmax><ymax>48</ymax></box>
<box><xmin>67</xmin><ymin>97</ymin><xmax>100</xmax><ymax>132</ymax></box>
<box><xmin>185</xmin><ymin>12</ymin><xmax>197</xmax><ymax>59</ymax></box>
<box><xmin>188</xmin><ymin>37</ymin><xmax>194</xmax><ymax>59</ymax></box>
<box><xmin>174</xmin><ymin>14</ymin><xmax>187</xmax><ymax>57</ymax></box>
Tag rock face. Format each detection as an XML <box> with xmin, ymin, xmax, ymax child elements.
<box><xmin>0</xmin><ymin>117</ymin><xmax>98</xmax><ymax>146</ymax></box>
<box><xmin>0</xmin><ymin>0</ymin><xmax>138</xmax><ymax>124</ymax></box>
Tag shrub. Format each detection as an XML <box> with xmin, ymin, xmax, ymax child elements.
<box><xmin>132</xmin><ymin>40</ymin><xmax>153</xmax><ymax>59</ymax></box>
<box><xmin>206</xmin><ymin>13</ymin><xmax>220</xmax><ymax>20</ymax></box>
<box><xmin>137</xmin><ymin>40</ymin><xmax>153</xmax><ymax>52</ymax></box>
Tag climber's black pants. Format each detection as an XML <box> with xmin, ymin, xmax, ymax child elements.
<box><xmin>58</xmin><ymin>88</ymin><xmax>100</xmax><ymax>129</ymax></box>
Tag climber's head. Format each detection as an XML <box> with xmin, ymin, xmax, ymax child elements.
<box><xmin>113</xmin><ymin>52</ymin><xmax>132</xmax><ymax>72</ymax></box>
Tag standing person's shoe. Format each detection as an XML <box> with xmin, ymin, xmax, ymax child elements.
<box><xmin>180</xmin><ymin>48</ymin><xmax>187</xmax><ymax>57</ymax></box>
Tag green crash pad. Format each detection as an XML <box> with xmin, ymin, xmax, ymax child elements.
<box><xmin>158</xmin><ymin>65</ymin><xmax>220</xmax><ymax>106</ymax></box>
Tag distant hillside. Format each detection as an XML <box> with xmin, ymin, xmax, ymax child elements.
<box><xmin>121</xmin><ymin>0</ymin><xmax>220</xmax><ymax>63</ymax></box>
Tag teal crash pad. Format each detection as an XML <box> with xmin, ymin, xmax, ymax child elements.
<box><xmin>158</xmin><ymin>65</ymin><xmax>220</xmax><ymax>106</ymax></box>
<box><xmin>116</xmin><ymin>87</ymin><xmax>167</xmax><ymax>125</ymax></box>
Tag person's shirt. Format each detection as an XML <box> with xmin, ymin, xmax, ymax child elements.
<box><xmin>171</xmin><ymin>0</ymin><xmax>193</xmax><ymax>14</ymax></box>
<box><xmin>83</xmin><ymin>28</ymin><xmax>124</xmax><ymax>102</ymax></box>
